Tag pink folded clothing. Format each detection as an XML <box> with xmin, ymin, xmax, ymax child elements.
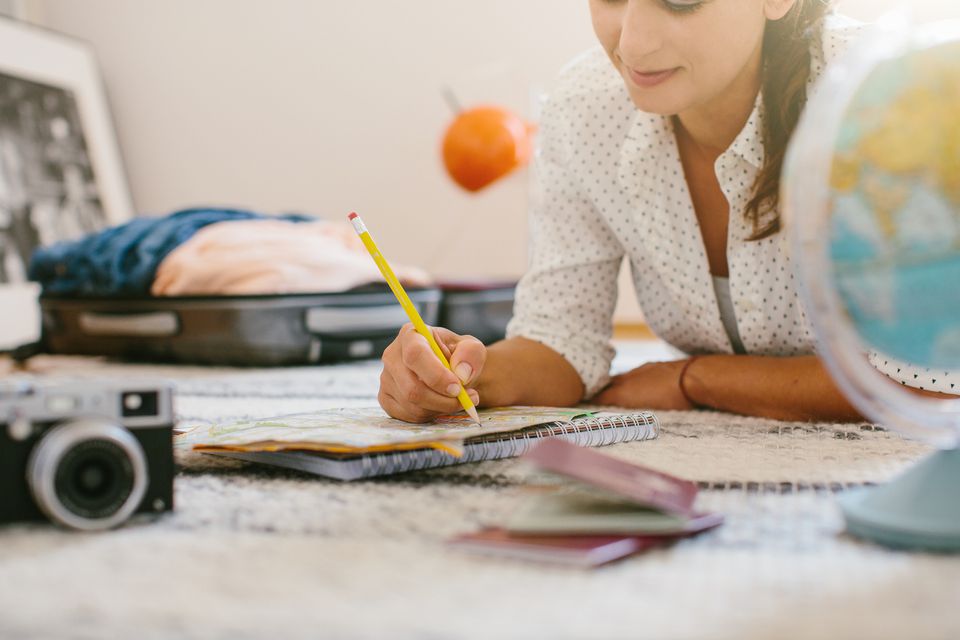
<box><xmin>151</xmin><ymin>219</ymin><xmax>432</xmax><ymax>296</ymax></box>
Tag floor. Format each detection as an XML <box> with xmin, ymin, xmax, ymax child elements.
<box><xmin>1</xmin><ymin>347</ymin><xmax>958</xmax><ymax>639</ymax></box>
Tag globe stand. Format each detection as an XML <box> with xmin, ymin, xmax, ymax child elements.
<box><xmin>841</xmin><ymin>448</ymin><xmax>960</xmax><ymax>551</ymax></box>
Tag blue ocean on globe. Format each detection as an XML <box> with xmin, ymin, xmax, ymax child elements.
<box><xmin>826</xmin><ymin>40</ymin><xmax>960</xmax><ymax>369</ymax></box>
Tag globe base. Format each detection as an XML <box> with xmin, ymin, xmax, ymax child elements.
<box><xmin>841</xmin><ymin>448</ymin><xmax>960</xmax><ymax>552</ymax></box>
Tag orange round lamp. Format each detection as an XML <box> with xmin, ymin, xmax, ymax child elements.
<box><xmin>441</xmin><ymin>106</ymin><xmax>535</xmax><ymax>192</ymax></box>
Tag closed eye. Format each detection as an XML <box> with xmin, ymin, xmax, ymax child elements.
<box><xmin>661</xmin><ymin>0</ymin><xmax>706</xmax><ymax>15</ymax></box>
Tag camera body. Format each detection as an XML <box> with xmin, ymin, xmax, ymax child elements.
<box><xmin>0</xmin><ymin>378</ymin><xmax>174</xmax><ymax>530</ymax></box>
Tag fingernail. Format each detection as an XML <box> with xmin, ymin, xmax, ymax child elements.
<box><xmin>446</xmin><ymin>383</ymin><xmax>461</xmax><ymax>397</ymax></box>
<box><xmin>455</xmin><ymin>363</ymin><xmax>472</xmax><ymax>383</ymax></box>
<box><xmin>468</xmin><ymin>390</ymin><xmax>479</xmax><ymax>404</ymax></box>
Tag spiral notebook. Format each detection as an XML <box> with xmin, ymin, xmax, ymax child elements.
<box><xmin>209</xmin><ymin>411</ymin><xmax>659</xmax><ymax>481</ymax></box>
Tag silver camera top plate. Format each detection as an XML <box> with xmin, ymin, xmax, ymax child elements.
<box><xmin>0</xmin><ymin>377</ymin><xmax>173</xmax><ymax>432</ymax></box>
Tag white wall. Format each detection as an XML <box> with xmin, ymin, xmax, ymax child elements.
<box><xmin>3</xmin><ymin>0</ymin><xmax>959</xmax><ymax>349</ymax></box>
<box><xmin>27</xmin><ymin>0</ymin><xmax>597</xmax><ymax>282</ymax></box>
<box><xmin>840</xmin><ymin>0</ymin><xmax>960</xmax><ymax>23</ymax></box>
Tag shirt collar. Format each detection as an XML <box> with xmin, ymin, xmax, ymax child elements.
<box><xmin>620</xmin><ymin>92</ymin><xmax>766</xmax><ymax>171</ymax></box>
<box><xmin>726</xmin><ymin>92</ymin><xmax>765</xmax><ymax>170</ymax></box>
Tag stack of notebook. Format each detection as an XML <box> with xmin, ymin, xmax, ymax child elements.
<box><xmin>179</xmin><ymin>406</ymin><xmax>719</xmax><ymax>565</ymax></box>
<box><xmin>448</xmin><ymin>438</ymin><xmax>724</xmax><ymax>567</ymax></box>
<box><xmin>178</xmin><ymin>406</ymin><xmax>660</xmax><ymax>481</ymax></box>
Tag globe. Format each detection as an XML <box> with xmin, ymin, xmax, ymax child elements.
<box><xmin>829</xmin><ymin>38</ymin><xmax>960</xmax><ymax>372</ymax></box>
<box><xmin>784</xmin><ymin>18</ymin><xmax>960</xmax><ymax>550</ymax></box>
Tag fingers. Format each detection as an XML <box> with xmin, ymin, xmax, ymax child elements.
<box><xmin>378</xmin><ymin>324</ymin><xmax>482</xmax><ymax>423</ymax></box>
<box><xmin>591</xmin><ymin>387</ymin><xmax>613</xmax><ymax>406</ymax></box>
<box><xmin>389</xmin><ymin>358</ymin><xmax>471</xmax><ymax>411</ymax></box>
<box><xmin>399</xmin><ymin>325</ymin><xmax>463</xmax><ymax>397</ymax></box>
<box><xmin>379</xmin><ymin>367</ymin><xmax>479</xmax><ymax>422</ymax></box>
<box><xmin>431</xmin><ymin>326</ymin><xmax>454</xmax><ymax>360</ymax></box>
<box><xmin>445</xmin><ymin>332</ymin><xmax>486</xmax><ymax>387</ymax></box>
<box><xmin>590</xmin><ymin>376</ymin><xmax>623</xmax><ymax>406</ymax></box>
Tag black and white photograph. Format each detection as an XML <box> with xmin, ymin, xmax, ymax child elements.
<box><xmin>0</xmin><ymin>16</ymin><xmax>133</xmax><ymax>347</ymax></box>
<box><xmin>0</xmin><ymin>16</ymin><xmax>134</xmax><ymax>288</ymax></box>
<box><xmin>0</xmin><ymin>70</ymin><xmax>107</xmax><ymax>282</ymax></box>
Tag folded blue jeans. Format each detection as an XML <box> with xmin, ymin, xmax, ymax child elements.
<box><xmin>28</xmin><ymin>207</ymin><xmax>314</xmax><ymax>296</ymax></box>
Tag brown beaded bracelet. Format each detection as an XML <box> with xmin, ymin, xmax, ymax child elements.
<box><xmin>678</xmin><ymin>356</ymin><xmax>701</xmax><ymax>409</ymax></box>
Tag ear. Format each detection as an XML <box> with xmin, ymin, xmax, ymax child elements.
<box><xmin>764</xmin><ymin>0</ymin><xmax>798</xmax><ymax>21</ymax></box>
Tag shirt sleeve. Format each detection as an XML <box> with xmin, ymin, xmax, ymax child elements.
<box><xmin>867</xmin><ymin>351</ymin><xmax>960</xmax><ymax>395</ymax></box>
<box><xmin>505</xmin><ymin>90</ymin><xmax>623</xmax><ymax>399</ymax></box>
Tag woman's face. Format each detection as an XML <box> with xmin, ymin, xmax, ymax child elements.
<box><xmin>590</xmin><ymin>0</ymin><xmax>777</xmax><ymax>116</ymax></box>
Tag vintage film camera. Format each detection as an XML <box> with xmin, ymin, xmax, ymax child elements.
<box><xmin>1</xmin><ymin>378</ymin><xmax>174</xmax><ymax>530</ymax></box>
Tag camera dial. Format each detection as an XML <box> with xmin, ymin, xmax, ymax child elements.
<box><xmin>26</xmin><ymin>418</ymin><xmax>148</xmax><ymax>530</ymax></box>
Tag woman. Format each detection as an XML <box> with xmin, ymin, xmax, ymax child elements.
<box><xmin>379</xmin><ymin>0</ymin><xmax>951</xmax><ymax>423</ymax></box>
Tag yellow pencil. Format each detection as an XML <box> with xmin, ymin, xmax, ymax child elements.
<box><xmin>348</xmin><ymin>212</ymin><xmax>481</xmax><ymax>425</ymax></box>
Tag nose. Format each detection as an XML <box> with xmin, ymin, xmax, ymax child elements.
<box><xmin>618</xmin><ymin>0</ymin><xmax>665</xmax><ymax>67</ymax></box>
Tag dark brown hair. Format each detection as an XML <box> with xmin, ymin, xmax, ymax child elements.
<box><xmin>745</xmin><ymin>0</ymin><xmax>831</xmax><ymax>240</ymax></box>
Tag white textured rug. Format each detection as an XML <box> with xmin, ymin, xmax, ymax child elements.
<box><xmin>2</xmin><ymin>345</ymin><xmax>959</xmax><ymax>640</ymax></box>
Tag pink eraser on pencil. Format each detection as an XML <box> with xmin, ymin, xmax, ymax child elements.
<box><xmin>348</xmin><ymin>212</ymin><xmax>358</xmax><ymax>220</ymax></box>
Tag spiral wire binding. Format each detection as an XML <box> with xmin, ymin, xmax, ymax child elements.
<box><xmin>344</xmin><ymin>412</ymin><xmax>658</xmax><ymax>479</ymax></box>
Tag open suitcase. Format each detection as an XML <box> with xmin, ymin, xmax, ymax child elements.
<box><xmin>37</xmin><ymin>285</ymin><xmax>443</xmax><ymax>366</ymax></box>
<box><xmin>436</xmin><ymin>281</ymin><xmax>517</xmax><ymax>346</ymax></box>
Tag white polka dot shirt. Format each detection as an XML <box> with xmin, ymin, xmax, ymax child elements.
<box><xmin>506</xmin><ymin>16</ymin><xmax>955</xmax><ymax>399</ymax></box>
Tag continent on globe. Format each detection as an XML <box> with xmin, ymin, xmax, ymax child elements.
<box><xmin>827</xmin><ymin>39</ymin><xmax>960</xmax><ymax>368</ymax></box>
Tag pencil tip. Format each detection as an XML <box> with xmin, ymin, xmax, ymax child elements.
<box><xmin>467</xmin><ymin>406</ymin><xmax>481</xmax><ymax>425</ymax></box>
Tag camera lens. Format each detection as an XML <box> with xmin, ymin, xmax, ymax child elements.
<box><xmin>27</xmin><ymin>419</ymin><xmax>147</xmax><ymax>531</ymax></box>
<box><xmin>55</xmin><ymin>439</ymin><xmax>135</xmax><ymax>519</ymax></box>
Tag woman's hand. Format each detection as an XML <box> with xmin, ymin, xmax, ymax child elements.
<box><xmin>378</xmin><ymin>323</ymin><xmax>486</xmax><ymax>423</ymax></box>
<box><xmin>591</xmin><ymin>360</ymin><xmax>695</xmax><ymax>411</ymax></box>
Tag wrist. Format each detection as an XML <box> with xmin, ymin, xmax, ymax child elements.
<box><xmin>471</xmin><ymin>345</ymin><xmax>520</xmax><ymax>407</ymax></box>
<box><xmin>678</xmin><ymin>356</ymin><xmax>707</xmax><ymax>409</ymax></box>
<box><xmin>472</xmin><ymin>372</ymin><xmax>511</xmax><ymax>408</ymax></box>
<box><xmin>476</xmin><ymin>338</ymin><xmax>583</xmax><ymax>408</ymax></box>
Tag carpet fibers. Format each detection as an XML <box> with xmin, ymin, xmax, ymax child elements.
<box><xmin>1</xmin><ymin>351</ymin><xmax>958</xmax><ymax>640</ymax></box>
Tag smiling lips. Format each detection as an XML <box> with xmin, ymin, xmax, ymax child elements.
<box><xmin>628</xmin><ymin>66</ymin><xmax>679</xmax><ymax>88</ymax></box>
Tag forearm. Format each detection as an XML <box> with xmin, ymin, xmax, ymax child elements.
<box><xmin>683</xmin><ymin>354</ymin><xmax>864</xmax><ymax>422</ymax></box>
<box><xmin>473</xmin><ymin>337</ymin><xmax>584</xmax><ymax>408</ymax></box>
